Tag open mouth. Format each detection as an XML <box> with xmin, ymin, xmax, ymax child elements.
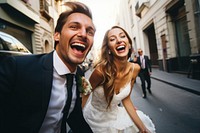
<box><xmin>71</xmin><ymin>43</ymin><xmax>86</xmax><ymax>53</ymax></box>
<box><xmin>116</xmin><ymin>45</ymin><xmax>125</xmax><ymax>51</ymax></box>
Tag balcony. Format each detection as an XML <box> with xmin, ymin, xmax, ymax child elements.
<box><xmin>40</xmin><ymin>0</ymin><xmax>51</xmax><ymax>21</ymax></box>
<box><xmin>0</xmin><ymin>0</ymin><xmax>39</xmax><ymax>23</ymax></box>
<box><xmin>135</xmin><ymin>1</ymin><xmax>150</xmax><ymax>18</ymax></box>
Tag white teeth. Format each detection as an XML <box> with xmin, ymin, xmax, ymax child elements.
<box><xmin>72</xmin><ymin>43</ymin><xmax>85</xmax><ymax>48</ymax></box>
<box><xmin>117</xmin><ymin>45</ymin><xmax>125</xmax><ymax>50</ymax></box>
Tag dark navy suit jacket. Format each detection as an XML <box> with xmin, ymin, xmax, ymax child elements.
<box><xmin>0</xmin><ymin>51</ymin><xmax>92</xmax><ymax>133</ymax></box>
<box><xmin>137</xmin><ymin>55</ymin><xmax>152</xmax><ymax>73</ymax></box>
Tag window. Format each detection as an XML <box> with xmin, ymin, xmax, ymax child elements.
<box><xmin>0</xmin><ymin>31</ymin><xmax>30</xmax><ymax>53</ymax></box>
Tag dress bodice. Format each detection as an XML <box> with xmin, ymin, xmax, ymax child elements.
<box><xmin>91</xmin><ymin>82</ymin><xmax>131</xmax><ymax>112</ymax></box>
<box><xmin>83</xmin><ymin>71</ymin><xmax>156</xmax><ymax>132</ymax></box>
<box><xmin>83</xmin><ymin>64</ymin><xmax>156</xmax><ymax>132</ymax></box>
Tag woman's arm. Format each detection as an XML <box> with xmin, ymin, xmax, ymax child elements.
<box><xmin>82</xmin><ymin>67</ymin><xmax>104</xmax><ymax>108</ymax></box>
<box><xmin>132</xmin><ymin>63</ymin><xmax>140</xmax><ymax>80</ymax></box>
<box><xmin>122</xmin><ymin>63</ymin><xmax>149</xmax><ymax>133</ymax></box>
<box><xmin>89</xmin><ymin>67</ymin><xmax>104</xmax><ymax>89</ymax></box>
<box><xmin>122</xmin><ymin>94</ymin><xmax>149</xmax><ymax>133</ymax></box>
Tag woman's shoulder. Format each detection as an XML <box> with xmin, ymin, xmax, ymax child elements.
<box><xmin>92</xmin><ymin>67</ymin><xmax>103</xmax><ymax>77</ymax></box>
<box><xmin>89</xmin><ymin>66</ymin><xmax>105</xmax><ymax>88</ymax></box>
<box><xmin>128</xmin><ymin>62</ymin><xmax>140</xmax><ymax>71</ymax></box>
<box><xmin>128</xmin><ymin>62</ymin><xmax>140</xmax><ymax>79</ymax></box>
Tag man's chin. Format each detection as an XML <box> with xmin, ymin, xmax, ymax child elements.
<box><xmin>73</xmin><ymin>59</ymin><xmax>85</xmax><ymax>64</ymax></box>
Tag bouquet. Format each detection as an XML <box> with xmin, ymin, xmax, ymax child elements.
<box><xmin>77</xmin><ymin>75</ymin><xmax>92</xmax><ymax>95</ymax></box>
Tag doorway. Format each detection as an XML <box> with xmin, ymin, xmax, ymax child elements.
<box><xmin>144</xmin><ymin>24</ymin><xmax>158</xmax><ymax>67</ymax></box>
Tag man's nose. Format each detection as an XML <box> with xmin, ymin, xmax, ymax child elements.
<box><xmin>77</xmin><ymin>28</ymin><xmax>87</xmax><ymax>38</ymax></box>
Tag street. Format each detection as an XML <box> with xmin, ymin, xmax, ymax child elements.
<box><xmin>132</xmin><ymin>77</ymin><xmax>200</xmax><ymax>133</ymax></box>
<box><xmin>85</xmin><ymin>69</ymin><xmax>200</xmax><ymax>133</ymax></box>
<box><xmin>1</xmin><ymin>0</ymin><xmax>200</xmax><ymax>133</ymax></box>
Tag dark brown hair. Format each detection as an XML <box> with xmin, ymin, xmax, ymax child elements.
<box><xmin>54</xmin><ymin>2</ymin><xmax>93</xmax><ymax>48</ymax></box>
<box><xmin>96</xmin><ymin>26</ymin><xmax>133</xmax><ymax>108</ymax></box>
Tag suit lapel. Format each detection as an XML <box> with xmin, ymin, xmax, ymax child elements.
<box><xmin>42</xmin><ymin>51</ymin><xmax>54</xmax><ymax>109</ymax></box>
<box><xmin>31</xmin><ymin>51</ymin><xmax>54</xmax><ymax>132</ymax></box>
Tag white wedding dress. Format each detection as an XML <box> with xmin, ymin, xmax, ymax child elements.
<box><xmin>83</xmin><ymin>82</ymin><xmax>156</xmax><ymax>133</ymax></box>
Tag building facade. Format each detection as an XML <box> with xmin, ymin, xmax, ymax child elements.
<box><xmin>0</xmin><ymin>0</ymin><xmax>62</xmax><ymax>54</ymax></box>
<box><xmin>117</xmin><ymin>0</ymin><xmax>200</xmax><ymax>79</ymax></box>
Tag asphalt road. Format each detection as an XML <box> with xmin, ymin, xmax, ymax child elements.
<box><xmin>132</xmin><ymin>77</ymin><xmax>200</xmax><ymax>133</ymax></box>
<box><xmin>85</xmin><ymin>69</ymin><xmax>200</xmax><ymax>133</ymax></box>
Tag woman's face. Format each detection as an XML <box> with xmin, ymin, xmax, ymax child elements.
<box><xmin>107</xmin><ymin>28</ymin><xmax>130</xmax><ymax>58</ymax></box>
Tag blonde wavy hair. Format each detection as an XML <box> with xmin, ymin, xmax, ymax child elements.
<box><xmin>95</xmin><ymin>26</ymin><xmax>133</xmax><ymax>108</ymax></box>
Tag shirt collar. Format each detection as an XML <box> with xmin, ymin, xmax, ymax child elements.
<box><xmin>53</xmin><ymin>51</ymin><xmax>76</xmax><ymax>76</ymax></box>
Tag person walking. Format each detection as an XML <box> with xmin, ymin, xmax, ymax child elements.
<box><xmin>82</xmin><ymin>26</ymin><xmax>156</xmax><ymax>133</ymax></box>
<box><xmin>129</xmin><ymin>48</ymin><xmax>138</xmax><ymax>63</ymax></box>
<box><xmin>0</xmin><ymin>2</ymin><xmax>95</xmax><ymax>133</ymax></box>
<box><xmin>129</xmin><ymin>48</ymin><xmax>138</xmax><ymax>83</ymax></box>
<box><xmin>137</xmin><ymin>48</ymin><xmax>152</xmax><ymax>98</ymax></box>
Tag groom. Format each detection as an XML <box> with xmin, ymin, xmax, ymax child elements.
<box><xmin>0</xmin><ymin>2</ymin><xmax>95</xmax><ymax>133</ymax></box>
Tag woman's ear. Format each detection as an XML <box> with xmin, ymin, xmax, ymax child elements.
<box><xmin>129</xmin><ymin>44</ymin><xmax>131</xmax><ymax>49</ymax></box>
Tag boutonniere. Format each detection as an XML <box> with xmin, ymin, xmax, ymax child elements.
<box><xmin>76</xmin><ymin>75</ymin><xmax>92</xmax><ymax>95</ymax></box>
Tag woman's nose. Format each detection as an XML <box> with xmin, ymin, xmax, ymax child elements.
<box><xmin>116</xmin><ymin>37</ymin><xmax>122</xmax><ymax>44</ymax></box>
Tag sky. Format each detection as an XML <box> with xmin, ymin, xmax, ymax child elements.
<box><xmin>78</xmin><ymin>0</ymin><xmax>120</xmax><ymax>50</ymax></box>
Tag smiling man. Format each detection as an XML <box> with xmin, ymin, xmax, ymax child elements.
<box><xmin>0</xmin><ymin>2</ymin><xmax>95</xmax><ymax>133</ymax></box>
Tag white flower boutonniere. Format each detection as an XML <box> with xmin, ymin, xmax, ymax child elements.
<box><xmin>77</xmin><ymin>75</ymin><xmax>92</xmax><ymax>95</ymax></box>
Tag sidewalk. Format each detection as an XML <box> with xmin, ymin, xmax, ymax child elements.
<box><xmin>85</xmin><ymin>68</ymin><xmax>200</xmax><ymax>95</ymax></box>
<box><xmin>151</xmin><ymin>68</ymin><xmax>200</xmax><ymax>95</ymax></box>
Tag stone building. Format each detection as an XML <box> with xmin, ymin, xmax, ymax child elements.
<box><xmin>0</xmin><ymin>0</ymin><xmax>62</xmax><ymax>54</ymax></box>
<box><xmin>117</xmin><ymin>0</ymin><xmax>200</xmax><ymax>79</ymax></box>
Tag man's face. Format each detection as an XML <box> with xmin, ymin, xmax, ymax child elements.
<box><xmin>138</xmin><ymin>50</ymin><xmax>143</xmax><ymax>56</ymax></box>
<box><xmin>54</xmin><ymin>13</ymin><xmax>95</xmax><ymax>72</ymax></box>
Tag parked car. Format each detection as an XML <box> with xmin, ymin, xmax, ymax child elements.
<box><xmin>0</xmin><ymin>31</ymin><xmax>31</xmax><ymax>58</ymax></box>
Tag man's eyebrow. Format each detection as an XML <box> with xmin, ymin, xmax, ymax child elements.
<box><xmin>88</xmin><ymin>26</ymin><xmax>96</xmax><ymax>32</ymax></box>
<box><xmin>68</xmin><ymin>21</ymin><xmax>96</xmax><ymax>31</ymax></box>
<box><xmin>68</xmin><ymin>21</ymin><xmax>79</xmax><ymax>25</ymax></box>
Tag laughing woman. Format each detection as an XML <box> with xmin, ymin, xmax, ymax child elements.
<box><xmin>82</xmin><ymin>26</ymin><xmax>156</xmax><ymax>133</ymax></box>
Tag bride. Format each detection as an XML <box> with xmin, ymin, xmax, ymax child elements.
<box><xmin>82</xmin><ymin>26</ymin><xmax>156</xmax><ymax>133</ymax></box>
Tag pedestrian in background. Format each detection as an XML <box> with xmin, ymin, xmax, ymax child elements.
<box><xmin>130</xmin><ymin>48</ymin><xmax>138</xmax><ymax>83</ymax></box>
<box><xmin>137</xmin><ymin>48</ymin><xmax>152</xmax><ymax>98</ymax></box>
<box><xmin>130</xmin><ymin>48</ymin><xmax>138</xmax><ymax>63</ymax></box>
<box><xmin>0</xmin><ymin>2</ymin><xmax>95</xmax><ymax>133</ymax></box>
<box><xmin>83</xmin><ymin>26</ymin><xmax>155</xmax><ymax>133</ymax></box>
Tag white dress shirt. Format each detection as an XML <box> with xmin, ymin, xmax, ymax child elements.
<box><xmin>140</xmin><ymin>55</ymin><xmax>146</xmax><ymax>69</ymax></box>
<box><xmin>39</xmin><ymin>51</ymin><xmax>77</xmax><ymax>133</ymax></box>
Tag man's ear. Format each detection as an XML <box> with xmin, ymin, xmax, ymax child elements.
<box><xmin>54</xmin><ymin>32</ymin><xmax>60</xmax><ymax>41</ymax></box>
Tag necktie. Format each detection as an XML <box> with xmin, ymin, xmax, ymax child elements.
<box><xmin>61</xmin><ymin>74</ymin><xmax>74</xmax><ymax>133</ymax></box>
<box><xmin>141</xmin><ymin>56</ymin><xmax>145</xmax><ymax>69</ymax></box>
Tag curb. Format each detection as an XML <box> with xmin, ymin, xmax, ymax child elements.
<box><xmin>151</xmin><ymin>77</ymin><xmax>200</xmax><ymax>96</ymax></box>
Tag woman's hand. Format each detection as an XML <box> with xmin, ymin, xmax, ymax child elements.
<box><xmin>140</xmin><ymin>128</ymin><xmax>151</xmax><ymax>133</ymax></box>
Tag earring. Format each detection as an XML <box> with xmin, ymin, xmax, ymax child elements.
<box><xmin>108</xmin><ymin>51</ymin><xmax>111</xmax><ymax>54</ymax></box>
